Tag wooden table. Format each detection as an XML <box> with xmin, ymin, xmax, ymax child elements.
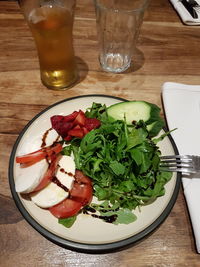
<box><xmin>1</xmin><ymin>0</ymin><xmax>200</xmax><ymax>266</ymax></box>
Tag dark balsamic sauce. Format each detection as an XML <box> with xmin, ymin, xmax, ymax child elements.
<box><xmin>85</xmin><ymin>206</ymin><xmax>96</xmax><ymax>213</ymax></box>
<box><xmin>92</xmin><ymin>214</ymin><xmax>117</xmax><ymax>223</ymax></box>
<box><xmin>99</xmin><ymin>205</ymin><xmax>119</xmax><ymax>213</ymax></box>
<box><xmin>41</xmin><ymin>128</ymin><xmax>53</xmax><ymax>147</ymax></box>
<box><xmin>41</xmin><ymin>127</ymin><xmax>60</xmax><ymax>148</ymax></box>
<box><xmin>59</xmin><ymin>167</ymin><xmax>74</xmax><ymax>177</ymax></box>
<box><xmin>83</xmin><ymin>206</ymin><xmax>118</xmax><ymax>224</ymax></box>
<box><xmin>52</xmin><ymin>176</ymin><xmax>69</xmax><ymax>192</ymax></box>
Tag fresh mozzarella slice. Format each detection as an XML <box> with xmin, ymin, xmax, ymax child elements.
<box><xmin>31</xmin><ymin>182</ymin><xmax>69</xmax><ymax>208</ymax></box>
<box><xmin>31</xmin><ymin>155</ymin><xmax>75</xmax><ymax>208</ymax></box>
<box><xmin>57</xmin><ymin>155</ymin><xmax>75</xmax><ymax>176</ymax></box>
<box><xmin>18</xmin><ymin>129</ymin><xmax>60</xmax><ymax>156</ymax></box>
<box><xmin>43</xmin><ymin>128</ymin><xmax>60</xmax><ymax>147</ymax></box>
<box><xmin>15</xmin><ymin>159</ymin><xmax>49</xmax><ymax>194</ymax></box>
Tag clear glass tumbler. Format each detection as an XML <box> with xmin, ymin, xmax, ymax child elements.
<box><xmin>18</xmin><ymin>0</ymin><xmax>78</xmax><ymax>90</ymax></box>
<box><xmin>94</xmin><ymin>0</ymin><xmax>149</xmax><ymax>73</ymax></box>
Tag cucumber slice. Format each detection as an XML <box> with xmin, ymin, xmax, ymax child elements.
<box><xmin>107</xmin><ymin>101</ymin><xmax>164</xmax><ymax>136</ymax></box>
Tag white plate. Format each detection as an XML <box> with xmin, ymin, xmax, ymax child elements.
<box><xmin>9</xmin><ymin>95</ymin><xmax>181</xmax><ymax>253</ymax></box>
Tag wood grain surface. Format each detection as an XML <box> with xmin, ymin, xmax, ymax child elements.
<box><xmin>1</xmin><ymin>0</ymin><xmax>200</xmax><ymax>266</ymax></box>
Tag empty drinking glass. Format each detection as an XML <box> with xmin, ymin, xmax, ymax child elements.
<box><xmin>94</xmin><ymin>0</ymin><xmax>149</xmax><ymax>73</ymax></box>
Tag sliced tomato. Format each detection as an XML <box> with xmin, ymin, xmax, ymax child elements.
<box><xmin>16</xmin><ymin>143</ymin><xmax>62</xmax><ymax>165</ymax></box>
<box><xmin>45</xmin><ymin>143</ymin><xmax>63</xmax><ymax>157</ymax></box>
<box><xmin>70</xmin><ymin>181</ymin><xmax>93</xmax><ymax>205</ymax></box>
<box><xmin>33</xmin><ymin>154</ymin><xmax>61</xmax><ymax>192</ymax></box>
<box><xmin>49</xmin><ymin>198</ymin><xmax>82</xmax><ymax>219</ymax></box>
<box><xmin>75</xmin><ymin>169</ymin><xmax>92</xmax><ymax>185</ymax></box>
<box><xmin>70</xmin><ymin>170</ymin><xmax>93</xmax><ymax>205</ymax></box>
<box><xmin>16</xmin><ymin>151</ymin><xmax>46</xmax><ymax>166</ymax></box>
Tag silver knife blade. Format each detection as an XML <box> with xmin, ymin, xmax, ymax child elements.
<box><xmin>180</xmin><ymin>0</ymin><xmax>198</xmax><ymax>18</ymax></box>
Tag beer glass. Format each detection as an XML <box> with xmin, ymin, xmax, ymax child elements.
<box><xmin>18</xmin><ymin>0</ymin><xmax>78</xmax><ymax>90</ymax></box>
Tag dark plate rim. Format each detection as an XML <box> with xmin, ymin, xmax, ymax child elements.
<box><xmin>8</xmin><ymin>94</ymin><xmax>181</xmax><ymax>253</ymax></box>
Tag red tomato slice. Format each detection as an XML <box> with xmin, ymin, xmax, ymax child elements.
<box><xmin>33</xmin><ymin>154</ymin><xmax>61</xmax><ymax>192</ymax></box>
<box><xmin>17</xmin><ymin>152</ymin><xmax>46</xmax><ymax>167</ymax></box>
<box><xmin>16</xmin><ymin>150</ymin><xmax>46</xmax><ymax>164</ymax></box>
<box><xmin>49</xmin><ymin>170</ymin><xmax>93</xmax><ymax>219</ymax></box>
<box><xmin>16</xmin><ymin>143</ymin><xmax>62</xmax><ymax>165</ymax></box>
<box><xmin>70</xmin><ymin>181</ymin><xmax>93</xmax><ymax>205</ymax></box>
<box><xmin>75</xmin><ymin>169</ymin><xmax>92</xmax><ymax>185</ymax></box>
<box><xmin>45</xmin><ymin>143</ymin><xmax>63</xmax><ymax>157</ymax></box>
<box><xmin>49</xmin><ymin>198</ymin><xmax>82</xmax><ymax>219</ymax></box>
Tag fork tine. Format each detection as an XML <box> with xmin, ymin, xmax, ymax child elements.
<box><xmin>160</xmin><ymin>162</ymin><xmax>194</xmax><ymax>168</ymax></box>
<box><xmin>160</xmin><ymin>159</ymin><xmax>192</xmax><ymax>164</ymax></box>
<box><xmin>194</xmin><ymin>6</ymin><xmax>200</xmax><ymax>12</ymax></box>
<box><xmin>159</xmin><ymin>167</ymin><xmax>197</xmax><ymax>173</ymax></box>
<box><xmin>160</xmin><ymin>155</ymin><xmax>192</xmax><ymax>160</ymax></box>
<box><xmin>159</xmin><ymin>154</ymin><xmax>200</xmax><ymax>174</ymax></box>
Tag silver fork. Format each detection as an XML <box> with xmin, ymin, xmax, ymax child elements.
<box><xmin>160</xmin><ymin>155</ymin><xmax>200</xmax><ymax>174</ymax></box>
<box><xmin>193</xmin><ymin>6</ymin><xmax>200</xmax><ymax>13</ymax></box>
<box><xmin>188</xmin><ymin>0</ymin><xmax>200</xmax><ymax>12</ymax></box>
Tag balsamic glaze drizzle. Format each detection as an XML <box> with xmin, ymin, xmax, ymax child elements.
<box><xmin>41</xmin><ymin>128</ymin><xmax>53</xmax><ymax>147</ymax></box>
<box><xmin>83</xmin><ymin>206</ymin><xmax>118</xmax><ymax>224</ymax></box>
<box><xmin>52</xmin><ymin>176</ymin><xmax>69</xmax><ymax>192</ymax></box>
<box><xmin>41</xmin><ymin>127</ymin><xmax>60</xmax><ymax>148</ymax></box>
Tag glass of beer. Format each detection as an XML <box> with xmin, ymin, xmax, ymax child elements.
<box><xmin>18</xmin><ymin>0</ymin><xmax>78</xmax><ymax>90</ymax></box>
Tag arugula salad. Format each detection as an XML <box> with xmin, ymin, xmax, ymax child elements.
<box><xmin>15</xmin><ymin>101</ymin><xmax>172</xmax><ymax>227</ymax></box>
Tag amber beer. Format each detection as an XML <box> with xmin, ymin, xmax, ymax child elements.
<box><xmin>28</xmin><ymin>6</ymin><xmax>78</xmax><ymax>90</ymax></box>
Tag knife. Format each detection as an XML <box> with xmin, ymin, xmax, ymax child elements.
<box><xmin>180</xmin><ymin>0</ymin><xmax>198</xmax><ymax>18</ymax></box>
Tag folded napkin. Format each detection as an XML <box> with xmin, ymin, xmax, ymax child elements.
<box><xmin>162</xmin><ymin>82</ymin><xmax>200</xmax><ymax>253</ymax></box>
<box><xmin>170</xmin><ymin>0</ymin><xmax>200</xmax><ymax>25</ymax></box>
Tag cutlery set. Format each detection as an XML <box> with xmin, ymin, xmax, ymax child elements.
<box><xmin>180</xmin><ymin>0</ymin><xmax>200</xmax><ymax>18</ymax></box>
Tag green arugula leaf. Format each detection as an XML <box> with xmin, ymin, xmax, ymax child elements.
<box><xmin>113</xmin><ymin>209</ymin><xmax>137</xmax><ymax>225</ymax></box>
<box><xmin>85</xmin><ymin>102</ymin><xmax>108</xmax><ymax>121</ymax></box>
<box><xmin>58</xmin><ymin>216</ymin><xmax>77</xmax><ymax>228</ymax></box>
<box><xmin>152</xmin><ymin>128</ymin><xmax>177</xmax><ymax>144</ymax></box>
<box><xmin>127</xmin><ymin>127</ymin><xmax>148</xmax><ymax>149</ymax></box>
<box><xmin>109</xmin><ymin>160</ymin><xmax>125</xmax><ymax>175</ymax></box>
<box><xmin>62</xmin><ymin>145</ymin><xmax>72</xmax><ymax>156</ymax></box>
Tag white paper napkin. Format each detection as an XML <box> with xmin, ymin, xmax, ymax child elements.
<box><xmin>162</xmin><ymin>82</ymin><xmax>200</xmax><ymax>253</ymax></box>
<box><xmin>170</xmin><ymin>0</ymin><xmax>200</xmax><ymax>25</ymax></box>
